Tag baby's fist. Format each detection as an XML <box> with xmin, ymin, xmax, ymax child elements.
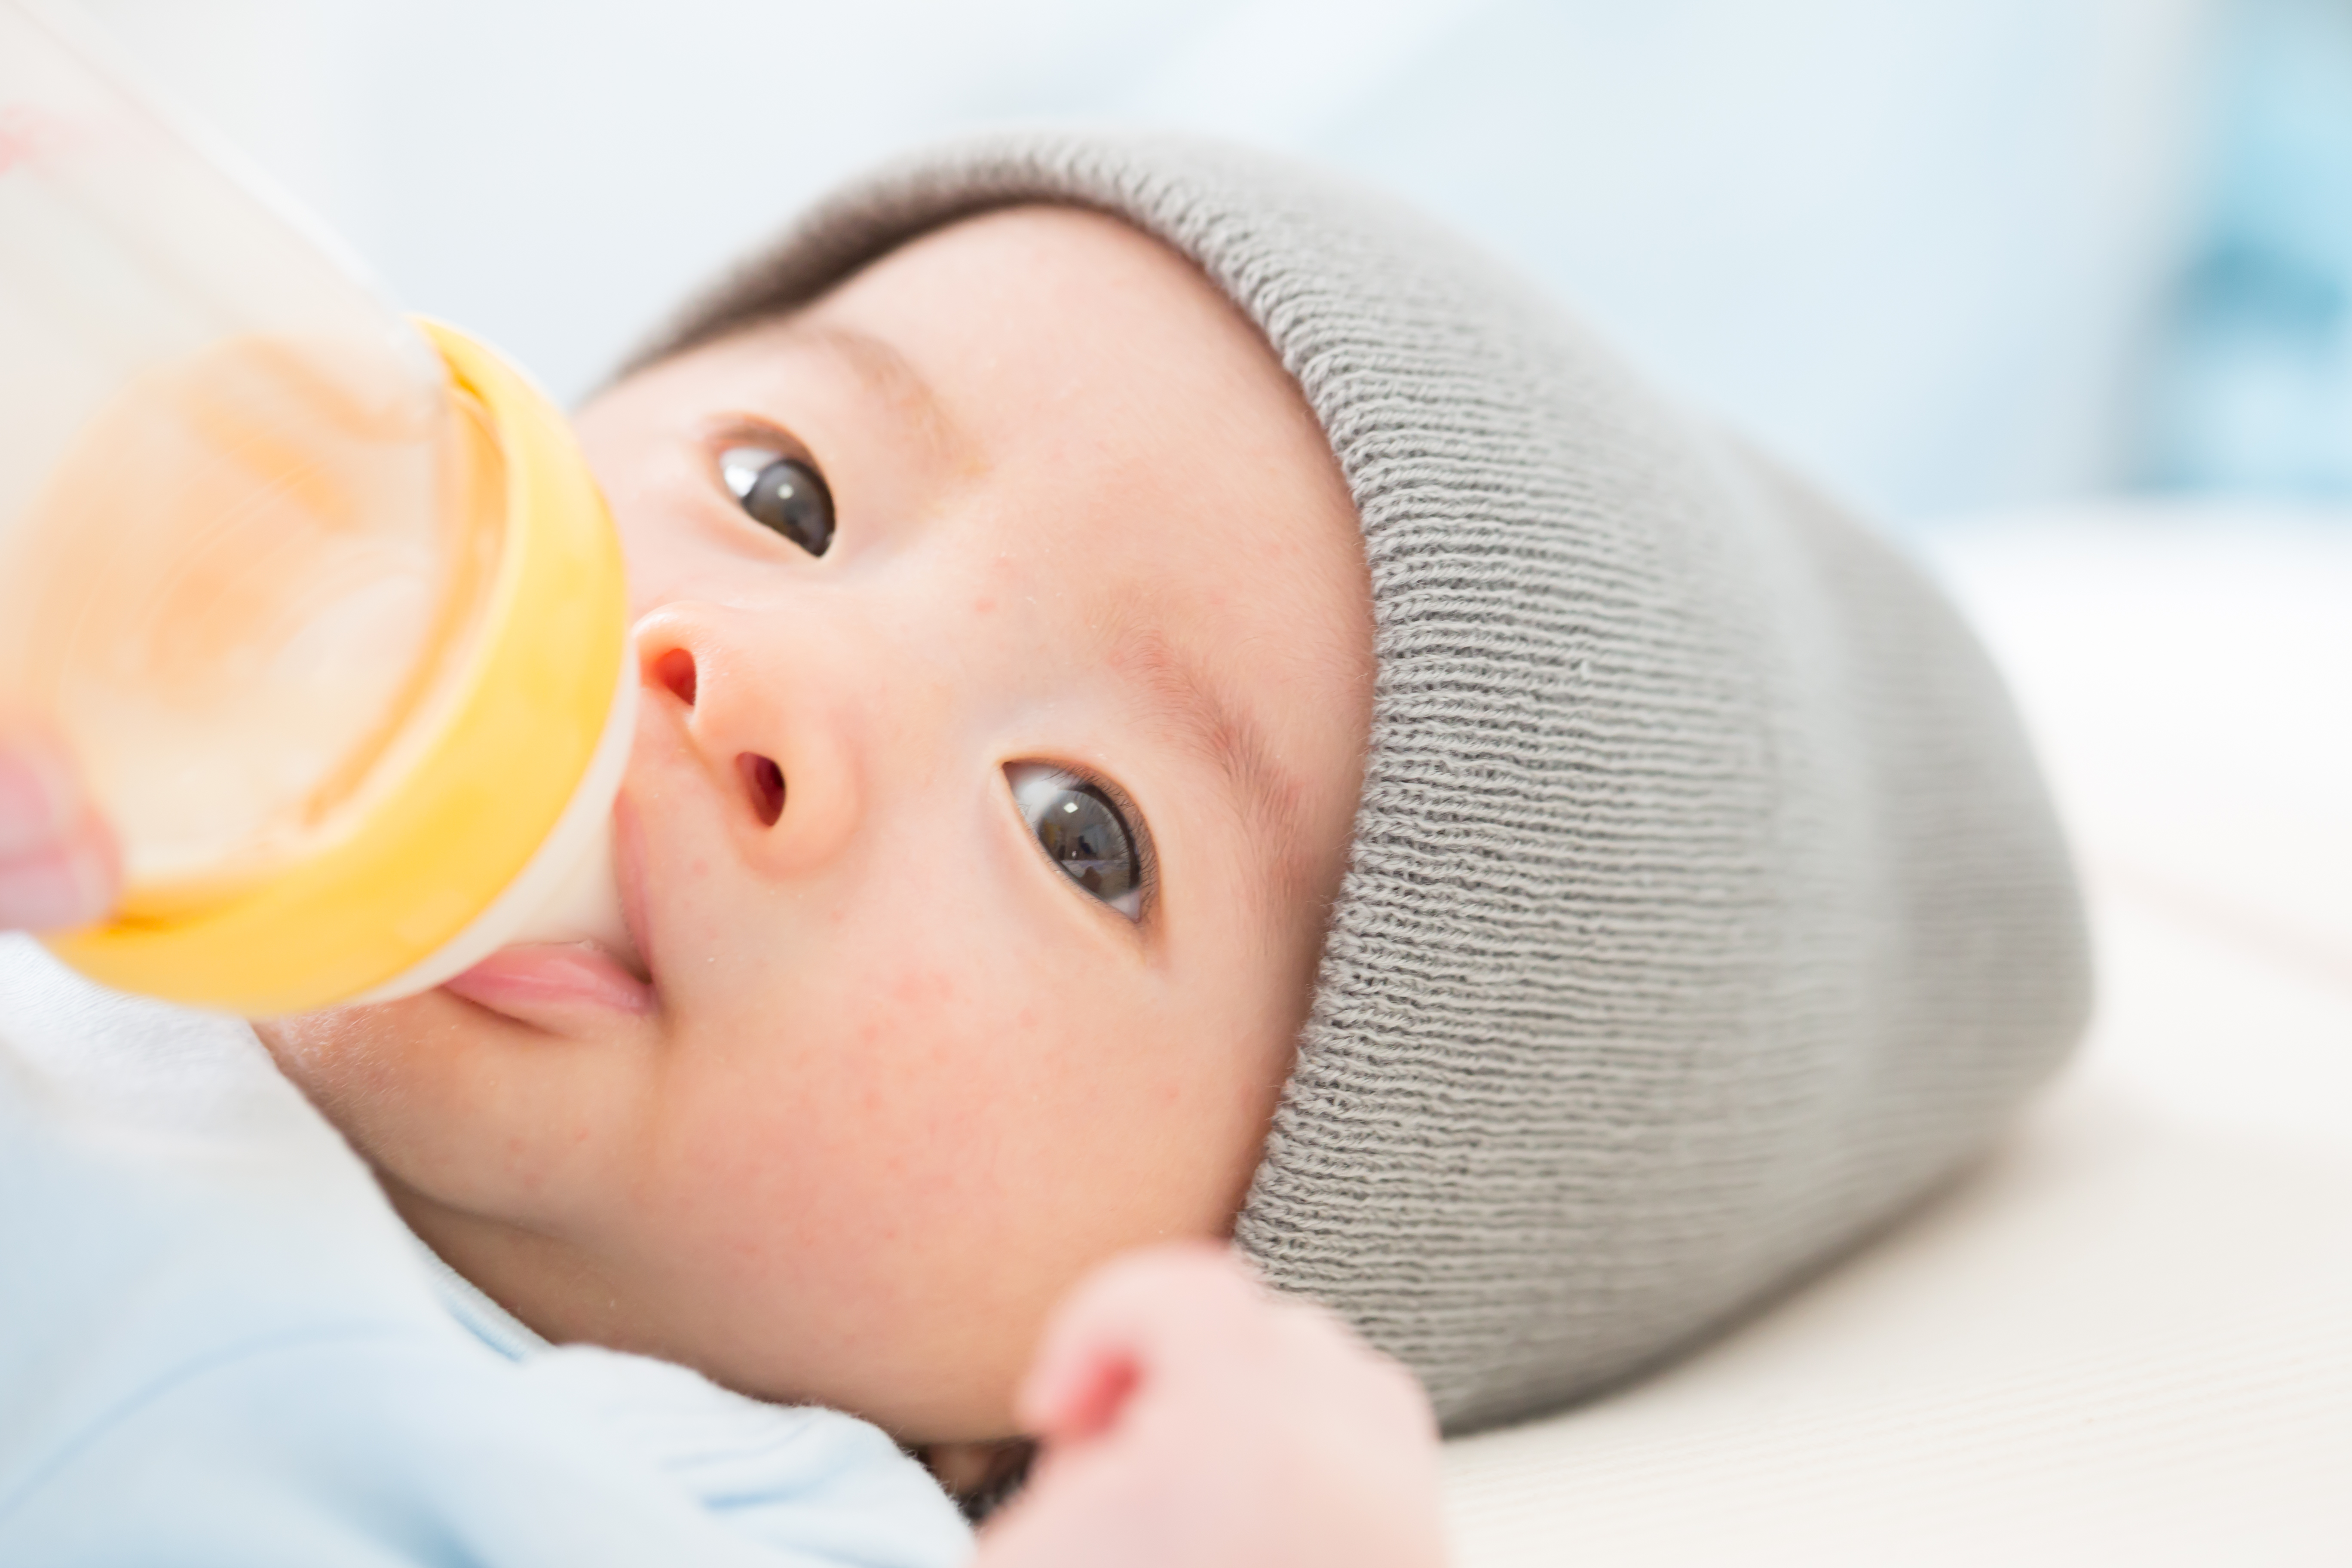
<box><xmin>979</xmin><ymin>1242</ymin><xmax>1447</xmax><ymax>1568</ymax></box>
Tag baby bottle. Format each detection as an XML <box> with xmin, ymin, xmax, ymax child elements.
<box><xmin>0</xmin><ymin>0</ymin><xmax>637</xmax><ymax>1016</ymax></box>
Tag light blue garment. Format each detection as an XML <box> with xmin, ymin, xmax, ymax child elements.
<box><xmin>0</xmin><ymin>937</ymin><xmax>973</xmax><ymax>1568</ymax></box>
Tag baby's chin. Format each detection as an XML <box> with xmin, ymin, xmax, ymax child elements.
<box><xmin>254</xmin><ymin>984</ymin><xmax>662</xmax><ymax>1222</ymax></box>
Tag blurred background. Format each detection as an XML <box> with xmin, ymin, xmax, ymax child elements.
<box><xmin>55</xmin><ymin>0</ymin><xmax>2352</xmax><ymax>525</ymax></box>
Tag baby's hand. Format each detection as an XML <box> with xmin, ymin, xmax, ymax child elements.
<box><xmin>0</xmin><ymin>732</ymin><xmax>116</xmax><ymax>931</ymax></box>
<box><xmin>978</xmin><ymin>1242</ymin><xmax>1449</xmax><ymax>1568</ymax></box>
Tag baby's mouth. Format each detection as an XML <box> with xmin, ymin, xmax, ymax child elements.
<box><xmin>442</xmin><ymin>940</ymin><xmax>655</xmax><ymax>1024</ymax></box>
<box><xmin>441</xmin><ymin>794</ymin><xmax>662</xmax><ymax>1028</ymax></box>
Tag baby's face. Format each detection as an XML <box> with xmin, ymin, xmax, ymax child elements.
<box><xmin>257</xmin><ymin>208</ymin><xmax>1374</xmax><ymax>1442</ymax></box>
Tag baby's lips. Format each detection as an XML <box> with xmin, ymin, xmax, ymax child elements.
<box><xmin>442</xmin><ymin>942</ymin><xmax>655</xmax><ymax>1026</ymax></box>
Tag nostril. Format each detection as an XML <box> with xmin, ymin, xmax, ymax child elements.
<box><xmin>656</xmin><ymin>647</ymin><xmax>698</xmax><ymax>707</ymax></box>
<box><xmin>738</xmin><ymin>753</ymin><xmax>785</xmax><ymax>827</ymax></box>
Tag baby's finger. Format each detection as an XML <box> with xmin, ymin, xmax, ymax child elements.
<box><xmin>1015</xmin><ymin>1241</ymin><xmax>1266</xmax><ymax>1440</ymax></box>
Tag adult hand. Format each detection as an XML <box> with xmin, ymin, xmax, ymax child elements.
<box><xmin>978</xmin><ymin>1242</ymin><xmax>1449</xmax><ymax>1568</ymax></box>
<box><xmin>0</xmin><ymin>732</ymin><xmax>116</xmax><ymax>931</ymax></box>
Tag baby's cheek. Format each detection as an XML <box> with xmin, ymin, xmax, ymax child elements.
<box><xmin>675</xmin><ymin>945</ymin><xmax>1107</xmax><ymax>1227</ymax></box>
<box><xmin>770</xmin><ymin>950</ymin><xmax>1079</xmax><ymax>1199</ymax></box>
<box><xmin>638</xmin><ymin>861</ymin><xmax>1278</xmax><ymax>1432</ymax></box>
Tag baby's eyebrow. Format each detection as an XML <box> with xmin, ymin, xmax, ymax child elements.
<box><xmin>1100</xmin><ymin>615</ymin><xmax>1307</xmax><ymax>922</ymax></box>
<box><xmin>782</xmin><ymin>319</ymin><xmax>970</xmax><ymax>468</ymax></box>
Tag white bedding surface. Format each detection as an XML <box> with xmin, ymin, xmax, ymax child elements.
<box><xmin>1441</xmin><ymin>502</ymin><xmax>2352</xmax><ymax>1565</ymax></box>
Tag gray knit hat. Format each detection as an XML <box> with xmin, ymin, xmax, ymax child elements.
<box><xmin>632</xmin><ymin>130</ymin><xmax>2092</xmax><ymax>1434</ymax></box>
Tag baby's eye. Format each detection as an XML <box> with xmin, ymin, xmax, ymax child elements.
<box><xmin>1007</xmin><ymin>763</ymin><xmax>1146</xmax><ymax>919</ymax></box>
<box><xmin>719</xmin><ymin>444</ymin><xmax>835</xmax><ymax>557</ymax></box>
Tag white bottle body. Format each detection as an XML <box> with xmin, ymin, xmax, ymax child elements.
<box><xmin>0</xmin><ymin>0</ymin><xmax>459</xmax><ymax>896</ymax></box>
<box><xmin>3</xmin><ymin>0</ymin><xmax>634</xmax><ymax>1013</ymax></box>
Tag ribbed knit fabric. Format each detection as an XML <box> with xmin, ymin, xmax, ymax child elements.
<box><xmin>630</xmin><ymin>131</ymin><xmax>2092</xmax><ymax>1435</ymax></box>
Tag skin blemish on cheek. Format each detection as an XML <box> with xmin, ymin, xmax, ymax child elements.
<box><xmin>889</xmin><ymin>967</ymin><xmax>958</xmax><ymax>1005</ymax></box>
<box><xmin>973</xmin><ymin>596</ymin><xmax>995</xmax><ymax>615</ymax></box>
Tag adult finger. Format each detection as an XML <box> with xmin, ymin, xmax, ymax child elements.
<box><xmin>0</xmin><ymin>738</ymin><xmax>77</xmax><ymax>859</ymax></box>
<box><xmin>0</xmin><ymin>738</ymin><xmax>117</xmax><ymax>930</ymax></box>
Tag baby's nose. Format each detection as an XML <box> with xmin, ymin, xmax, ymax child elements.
<box><xmin>737</xmin><ymin>753</ymin><xmax>785</xmax><ymax>827</ymax></box>
<box><xmin>653</xmin><ymin>645</ymin><xmax>699</xmax><ymax>707</ymax></box>
<box><xmin>631</xmin><ymin>598</ymin><xmax>872</xmax><ymax>880</ymax></box>
<box><xmin>651</xmin><ymin>642</ymin><xmax>786</xmax><ymax>830</ymax></box>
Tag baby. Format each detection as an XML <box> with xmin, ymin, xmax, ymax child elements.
<box><xmin>0</xmin><ymin>130</ymin><xmax>2089</xmax><ymax>1559</ymax></box>
<box><xmin>257</xmin><ymin>195</ymin><xmax>1380</xmax><ymax>1453</ymax></box>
